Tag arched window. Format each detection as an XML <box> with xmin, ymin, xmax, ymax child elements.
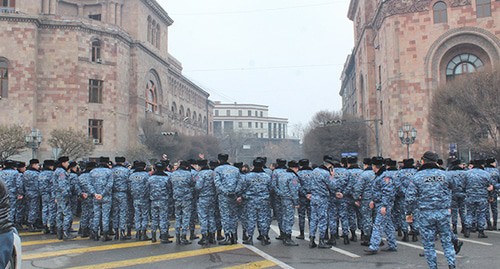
<box><xmin>156</xmin><ymin>25</ymin><xmax>161</xmax><ymax>48</ymax></box>
<box><xmin>171</xmin><ymin>102</ymin><xmax>177</xmax><ymax>113</ymax></box>
<box><xmin>145</xmin><ymin>80</ymin><xmax>158</xmax><ymax>113</ymax></box>
<box><xmin>193</xmin><ymin>111</ymin><xmax>197</xmax><ymax>121</ymax></box>
<box><xmin>179</xmin><ymin>105</ymin><xmax>184</xmax><ymax>116</ymax></box>
<box><xmin>433</xmin><ymin>2</ymin><xmax>447</xmax><ymax>24</ymax></box>
<box><xmin>147</xmin><ymin>16</ymin><xmax>151</xmax><ymax>43</ymax></box>
<box><xmin>446</xmin><ymin>53</ymin><xmax>484</xmax><ymax>80</ymax></box>
<box><xmin>151</xmin><ymin>20</ymin><xmax>157</xmax><ymax>46</ymax></box>
<box><xmin>186</xmin><ymin>108</ymin><xmax>191</xmax><ymax>119</ymax></box>
<box><xmin>91</xmin><ymin>39</ymin><xmax>101</xmax><ymax>63</ymax></box>
<box><xmin>0</xmin><ymin>58</ymin><xmax>8</xmax><ymax>98</ymax></box>
<box><xmin>476</xmin><ymin>0</ymin><xmax>491</xmax><ymax>18</ymax></box>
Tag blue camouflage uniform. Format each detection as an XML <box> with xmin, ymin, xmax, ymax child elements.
<box><xmin>346</xmin><ymin>165</ymin><xmax>363</xmax><ymax>233</ymax></box>
<box><xmin>464</xmin><ymin>165</ymin><xmax>492</xmax><ymax>233</ymax></box>
<box><xmin>484</xmin><ymin>164</ymin><xmax>499</xmax><ymax>229</ymax></box>
<box><xmin>112</xmin><ymin>164</ymin><xmax>130</xmax><ymax>232</ymax></box>
<box><xmin>0</xmin><ymin>167</ymin><xmax>20</xmax><ymax>223</ymax></box>
<box><xmin>148</xmin><ymin>170</ymin><xmax>171</xmax><ymax>236</ymax></box>
<box><xmin>297</xmin><ymin>166</ymin><xmax>313</xmax><ymax>234</ymax></box>
<box><xmin>367</xmin><ymin>166</ymin><xmax>397</xmax><ymax>251</ymax></box>
<box><xmin>53</xmin><ymin>167</ymin><xmax>72</xmax><ymax>232</ymax></box>
<box><xmin>129</xmin><ymin>167</ymin><xmax>150</xmax><ymax>233</ymax></box>
<box><xmin>275</xmin><ymin>168</ymin><xmax>301</xmax><ymax>236</ymax></box>
<box><xmin>171</xmin><ymin>167</ymin><xmax>195</xmax><ymax>236</ymax></box>
<box><xmin>39</xmin><ymin>166</ymin><xmax>56</xmax><ymax>230</ymax></box>
<box><xmin>352</xmin><ymin>166</ymin><xmax>375</xmax><ymax>239</ymax></box>
<box><xmin>68</xmin><ymin>170</ymin><xmax>80</xmax><ymax>226</ymax></box>
<box><xmin>330</xmin><ymin>166</ymin><xmax>350</xmax><ymax>237</ymax></box>
<box><xmin>214</xmin><ymin>163</ymin><xmax>241</xmax><ymax>235</ymax></box>
<box><xmin>394</xmin><ymin>166</ymin><xmax>417</xmax><ymax>235</ymax></box>
<box><xmin>448</xmin><ymin>165</ymin><xmax>466</xmax><ymax>232</ymax></box>
<box><xmin>271</xmin><ymin>165</ymin><xmax>287</xmax><ymax>234</ymax></box>
<box><xmin>78</xmin><ymin>168</ymin><xmax>94</xmax><ymax>235</ymax></box>
<box><xmin>240</xmin><ymin>168</ymin><xmax>272</xmax><ymax>239</ymax></box>
<box><xmin>406</xmin><ymin>162</ymin><xmax>455</xmax><ymax>269</ymax></box>
<box><xmin>189</xmin><ymin>167</ymin><xmax>199</xmax><ymax>236</ymax></box>
<box><xmin>14</xmin><ymin>170</ymin><xmax>25</xmax><ymax>226</ymax></box>
<box><xmin>195</xmin><ymin>167</ymin><xmax>217</xmax><ymax>235</ymax></box>
<box><xmin>22</xmin><ymin>167</ymin><xmax>40</xmax><ymax>226</ymax></box>
<box><xmin>90</xmin><ymin>164</ymin><xmax>113</xmax><ymax>235</ymax></box>
<box><xmin>310</xmin><ymin>165</ymin><xmax>336</xmax><ymax>240</ymax></box>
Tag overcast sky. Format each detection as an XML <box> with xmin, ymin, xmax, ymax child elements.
<box><xmin>158</xmin><ymin>0</ymin><xmax>354</xmax><ymax>132</ymax></box>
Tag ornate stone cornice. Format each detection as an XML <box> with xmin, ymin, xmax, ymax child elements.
<box><xmin>168</xmin><ymin>68</ymin><xmax>210</xmax><ymax>98</ymax></box>
<box><xmin>141</xmin><ymin>0</ymin><xmax>174</xmax><ymax>26</ymax></box>
<box><xmin>347</xmin><ymin>0</ymin><xmax>359</xmax><ymax>21</ymax></box>
<box><xmin>0</xmin><ymin>14</ymin><xmax>40</xmax><ymax>26</ymax></box>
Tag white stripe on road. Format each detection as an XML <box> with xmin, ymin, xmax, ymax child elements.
<box><xmin>396</xmin><ymin>241</ymin><xmax>462</xmax><ymax>258</ymax></box>
<box><xmin>458</xmin><ymin>238</ymin><xmax>492</xmax><ymax>246</ymax></box>
<box><xmin>270</xmin><ymin>225</ymin><xmax>361</xmax><ymax>258</ymax></box>
<box><xmin>243</xmin><ymin>244</ymin><xmax>295</xmax><ymax>269</ymax></box>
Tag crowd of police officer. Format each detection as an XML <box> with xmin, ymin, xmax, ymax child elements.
<box><xmin>0</xmin><ymin>151</ymin><xmax>499</xmax><ymax>269</ymax></box>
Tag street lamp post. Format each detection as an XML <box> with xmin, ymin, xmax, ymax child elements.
<box><xmin>398</xmin><ymin>123</ymin><xmax>417</xmax><ymax>159</ymax></box>
<box><xmin>25</xmin><ymin>128</ymin><xmax>42</xmax><ymax>159</ymax></box>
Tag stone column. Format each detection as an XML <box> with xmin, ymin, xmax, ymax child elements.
<box><xmin>49</xmin><ymin>0</ymin><xmax>57</xmax><ymax>14</ymax></box>
<box><xmin>77</xmin><ymin>4</ymin><xmax>83</xmax><ymax>17</ymax></box>
<box><xmin>42</xmin><ymin>0</ymin><xmax>49</xmax><ymax>14</ymax></box>
<box><xmin>116</xmin><ymin>4</ymin><xmax>122</xmax><ymax>26</ymax></box>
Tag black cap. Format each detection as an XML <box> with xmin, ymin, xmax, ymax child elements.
<box><xmin>347</xmin><ymin>156</ymin><xmax>358</xmax><ymax>164</ymax></box>
<box><xmin>253</xmin><ymin>158</ymin><xmax>265</xmax><ymax>167</ymax></box>
<box><xmin>209</xmin><ymin>160</ymin><xmax>219</xmax><ymax>169</ymax></box>
<box><xmin>188</xmin><ymin>159</ymin><xmax>198</xmax><ymax>165</ymax></box>
<box><xmin>485</xmin><ymin>158</ymin><xmax>496</xmax><ymax>164</ymax></box>
<box><xmin>179</xmin><ymin>160</ymin><xmax>191</xmax><ymax>168</ymax></box>
<box><xmin>276</xmin><ymin>158</ymin><xmax>287</xmax><ymax>166</ymax></box>
<box><xmin>403</xmin><ymin>158</ymin><xmax>414</xmax><ymax>167</ymax></box>
<box><xmin>161</xmin><ymin>159</ymin><xmax>170</xmax><ymax>166</ymax></box>
<box><xmin>323</xmin><ymin>155</ymin><xmax>335</xmax><ymax>165</ymax></box>
<box><xmin>135</xmin><ymin>161</ymin><xmax>147</xmax><ymax>168</ymax></box>
<box><xmin>86</xmin><ymin>161</ymin><xmax>97</xmax><ymax>169</ymax></box>
<box><xmin>389</xmin><ymin>160</ymin><xmax>397</xmax><ymax>167</ymax></box>
<box><xmin>15</xmin><ymin>161</ymin><xmax>26</xmax><ymax>169</ymax></box>
<box><xmin>3</xmin><ymin>160</ymin><xmax>15</xmax><ymax>168</ymax></box>
<box><xmin>451</xmin><ymin>159</ymin><xmax>462</xmax><ymax>166</ymax></box>
<box><xmin>29</xmin><ymin>159</ymin><xmax>40</xmax><ymax>165</ymax></box>
<box><xmin>43</xmin><ymin>160</ymin><xmax>55</xmax><ymax>166</ymax></box>
<box><xmin>233</xmin><ymin>162</ymin><xmax>243</xmax><ymax>169</ymax></box>
<box><xmin>115</xmin><ymin>156</ymin><xmax>126</xmax><ymax>163</ymax></box>
<box><xmin>363</xmin><ymin>158</ymin><xmax>372</xmax><ymax>165</ymax></box>
<box><xmin>197</xmin><ymin>159</ymin><xmax>208</xmax><ymax>167</ymax></box>
<box><xmin>58</xmin><ymin>156</ymin><xmax>70</xmax><ymax>163</ymax></box>
<box><xmin>99</xmin><ymin>156</ymin><xmax>110</xmax><ymax>163</ymax></box>
<box><xmin>422</xmin><ymin>151</ymin><xmax>438</xmax><ymax>162</ymax></box>
<box><xmin>471</xmin><ymin>159</ymin><xmax>484</xmax><ymax>166</ymax></box>
<box><xmin>372</xmin><ymin>157</ymin><xmax>384</xmax><ymax>166</ymax></box>
<box><xmin>288</xmin><ymin>160</ymin><xmax>299</xmax><ymax>168</ymax></box>
<box><xmin>154</xmin><ymin>161</ymin><xmax>167</xmax><ymax>170</ymax></box>
<box><xmin>68</xmin><ymin>161</ymin><xmax>78</xmax><ymax>169</ymax></box>
<box><xmin>437</xmin><ymin>159</ymin><xmax>444</xmax><ymax>166</ymax></box>
<box><xmin>298</xmin><ymin>159</ymin><xmax>310</xmax><ymax>167</ymax></box>
<box><xmin>218</xmin><ymin>153</ymin><xmax>229</xmax><ymax>162</ymax></box>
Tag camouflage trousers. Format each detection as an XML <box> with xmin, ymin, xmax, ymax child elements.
<box><xmin>309</xmin><ymin>196</ymin><xmax>329</xmax><ymax>238</ymax></box>
<box><xmin>245</xmin><ymin>198</ymin><xmax>272</xmax><ymax>237</ymax></box>
<box><xmin>92</xmin><ymin>198</ymin><xmax>112</xmax><ymax>233</ymax></box>
<box><xmin>297</xmin><ymin>196</ymin><xmax>311</xmax><ymax>232</ymax></box>
<box><xmin>133</xmin><ymin>199</ymin><xmax>150</xmax><ymax>231</ymax></box>
<box><xmin>112</xmin><ymin>192</ymin><xmax>128</xmax><ymax>231</ymax></box>
<box><xmin>175</xmin><ymin>199</ymin><xmax>192</xmax><ymax>235</ymax></box>
<box><xmin>197</xmin><ymin>196</ymin><xmax>216</xmax><ymax>234</ymax></box>
<box><xmin>25</xmin><ymin>193</ymin><xmax>40</xmax><ymax>225</ymax></box>
<box><xmin>79</xmin><ymin>197</ymin><xmax>93</xmax><ymax>230</ymax></box>
<box><xmin>218</xmin><ymin>195</ymin><xmax>238</xmax><ymax>234</ymax></box>
<box><xmin>41</xmin><ymin>193</ymin><xmax>56</xmax><ymax>227</ymax></box>
<box><xmin>368</xmin><ymin>205</ymin><xmax>397</xmax><ymax>251</ymax></box>
<box><xmin>56</xmin><ymin>196</ymin><xmax>73</xmax><ymax>231</ymax></box>
<box><xmin>280</xmin><ymin>198</ymin><xmax>296</xmax><ymax>234</ymax></box>
<box><xmin>419</xmin><ymin>210</ymin><xmax>455</xmax><ymax>269</ymax></box>
<box><xmin>151</xmin><ymin>200</ymin><xmax>170</xmax><ymax>234</ymax></box>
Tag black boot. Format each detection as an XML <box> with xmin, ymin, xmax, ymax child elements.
<box><xmin>198</xmin><ymin>233</ymin><xmax>208</xmax><ymax>245</ymax></box>
<box><xmin>242</xmin><ymin>235</ymin><xmax>253</xmax><ymax>245</ymax></box>
<box><xmin>334</xmin><ymin>232</ymin><xmax>339</xmax><ymax>239</ymax></box>
<box><xmin>141</xmin><ymin>230</ymin><xmax>151</xmax><ymax>241</ymax></box>
<box><xmin>350</xmin><ymin>229</ymin><xmax>357</xmax><ymax>242</ymax></box>
<box><xmin>208</xmin><ymin>233</ymin><xmax>216</xmax><ymax>244</ymax></box>
<box><xmin>114</xmin><ymin>228</ymin><xmax>120</xmax><ymax>240</ymax></box>
<box><xmin>275</xmin><ymin>230</ymin><xmax>284</xmax><ymax>240</ymax></box>
<box><xmin>217</xmin><ymin>229</ymin><xmax>224</xmax><ymax>241</ymax></box>
<box><xmin>126</xmin><ymin>227</ymin><xmax>132</xmax><ymax>239</ymax></box>
<box><xmin>256</xmin><ymin>231</ymin><xmax>263</xmax><ymax>241</ymax></box>
<box><xmin>343</xmin><ymin>234</ymin><xmax>350</xmax><ymax>245</ymax></box>
<box><xmin>453</xmin><ymin>239</ymin><xmax>463</xmax><ymax>254</ymax></box>
<box><xmin>43</xmin><ymin>225</ymin><xmax>50</xmax><ymax>234</ymax></box>
<box><xmin>242</xmin><ymin>229</ymin><xmax>248</xmax><ymax>242</ymax></box>
<box><xmin>463</xmin><ymin>228</ymin><xmax>470</xmax><ymax>238</ymax></box>
<box><xmin>120</xmin><ymin>229</ymin><xmax>127</xmax><ymax>241</ymax></box>
<box><xmin>402</xmin><ymin>231</ymin><xmax>409</xmax><ymax>242</ymax></box>
<box><xmin>57</xmin><ymin>228</ymin><xmax>63</xmax><ymax>240</ymax></box>
<box><xmin>326</xmin><ymin>233</ymin><xmax>336</xmax><ymax>246</ymax></box>
<box><xmin>493</xmin><ymin>221</ymin><xmax>498</xmax><ymax>231</ymax></box>
<box><xmin>360</xmin><ymin>234</ymin><xmax>370</xmax><ymax>246</ymax></box>
<box><xmin>190</xmin><ymin>229</ymin><xmax>199</xmax><ymax>240</ymax></box>
<box><xmin>176</xmin><ymin>233</ymin><xmax>181</xmax><ymax>244</ymax></box>
<box><xmin>160</xmin><ymin>233</ymin><xmax>173</xmax><ymax>244</ymax></box>
<box><xmin>180</xmin><ymin>234</ymin><xmax>192</xmax><ymax>245</ymax></box>
<box><xmin>219</xmin><ymin>233</ymin><xmax>233</xmax><ymax>245</ymax></box>
<box><xmin>448</xmin><ymin>265</ymin><xmax>456</xmax><ymax>269</ymax></box>
<box><xmin>478</xmin><ymin>230</ymin><xmax>488</xmax><ymax>238</ymax></box>
<box><xmin>92</xmin><ymin>230</ymin><xmax>100</xmax><ymax>241</ymax></box>
<box><xmin>283</xmin><ymin>234</ymin><xmax>298</xmax><ymax>246</ymax></box>
<box><xmin>28</xmin><ymin>224</ymin><xmax>41</xmax><ymax>232</ymax></box>
<box><xmin>151</xmin><ymin>231</ymin><xmax>157</xmax><ymax>243</ymax></box>
<box><xmin>309</xmin><ymin>236</ymin><xmax>317</xmax><ymax>248</ymax></box>
<box><xmin>318</xmin><ymin>239</ymin><xmax>330</xmax><ymax>249</ymax></box>
<box><xmin>412</xmin><ymin>233</ymin><xmax>418</xmax><ymax>242</ymax></box>
<box><xmin>101</xmin><ymin>232</ymin><xmax>111</xmax><ymax>242</ymax></box>
<box><xmin>81</xmin><ymin>228</ymin><xmax>90</xmax><ymax>238</ymax></box>
<box><xmin>486</xmin><ymin>220</ymin><xmax>493</xmax><ymax>231</ymax></box>
<box><xmin>231</xmin><ymin>233</ymin><xmax>237</xmax><ymax>244</ymax></box>
<box><xmin>136</xmin><ymin>230</ymin><xmax>142</xmax><ymax>241</ymax></box>
<box><xmin>50</xmin><ymin>225</ymin><xmax>57</xmax><ymax>235</ymax></box>
<box><xmin>63</xmin><ymin>230</ymin><xmax>76</xmax><ymax>240</ymax></box>
<box><xmin>296</xmin><ymin>230</ymin><xmax>305</xmax><ymax>240</ymax></box>
<box><xmin>452</xmin><ymin>224</ymin><xmax>457</xmax><ymax>234</ymax></box>
<box><xmin>397</xmin><ymin>228</ymin><xmax>402</xmax><ymax>237</ymax></box>
<box><xmin>262</xmin><ymin>235</ymin><xmax>271</xmax><ymax>246</ymax></box>
<box><xmin>166</xmin><ymin>232</ymin><xmax>174</xmax><ymax>239</ymax></box>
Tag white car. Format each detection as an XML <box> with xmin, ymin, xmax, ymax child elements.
<box><xmin>4</xmin><ymin>228</ymin><xmax>21</xmax><ymax>269</ymax></box>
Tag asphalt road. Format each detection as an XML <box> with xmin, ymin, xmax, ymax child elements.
<box><xmin>20</xmin><ymin>219</ymin><xmax>500</xmax><ymax>269</ymax></box>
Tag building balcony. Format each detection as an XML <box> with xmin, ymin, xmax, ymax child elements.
<box><xmin>0</xmin><ymin>7</ymin><xmax>17</xmax><ymax>14</ymax></box>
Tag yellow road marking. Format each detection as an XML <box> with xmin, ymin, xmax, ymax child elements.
<box><xmin>67</xmin><ymin>244</ymin><xmax>245</xmax><ymax>269</ymax></box>
<box><xmin>223</xmin><ymin>260</ymin><xmax>277</xmax><ymax>269</ymax></box>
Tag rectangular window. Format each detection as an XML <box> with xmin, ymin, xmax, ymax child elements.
<box><xmin>238</xmin><ymin>110</ymin><xmax>242</xmax><ymax>116</ymax></box>
<box><xmin>256</xmin><ymin>122</ymin><xmax>259</xmax><ymax>128</ymax></box>
<box><xmin>260</xmin><ymin>123</ymin><xmax>263</xmax><ymax>128</ymax></box>
<box><xmin>215</xmin><ymin>110</ymin><xmax>219</xmax><ymax>116</ymax></box>
<box><xmin>248</xmin><ymin>122</ymin><xmax>252</xmax><ymax>128</ymax></box>
<box><xmin>1</xmin><ymin>0</ymin><xmax>7</xmax><ymax>7</ymax></box>
<box><xmin>89</xmin><ymin>14</ymin><xmax>102</xmax><ymax>21</ymax></box>
<box><xmin>477</xmin><ymin>0</ymin><xmax>491</xmax><ymax>17</ymax></box>
<box><xmin>226</xmin><ymin>110</ymin><xmax>230</xmax><ymax>116</ymax></box>
<box><xmin>89</xmin><ymin>79</ymin><xmax>103</xmax><ymax>103</ymax></box>
<box><xmin>238</xmin><ymin>122</ymin><xmax>243</xmax><ymax>128</ymax></box>
<box><xmin>89</xmin><ymin>119</ymin><xmax>103</xmax><ymax>144</ymax></box>
<box><xmin>248</xmin><ymin>110</ymin><xmax>251</xmax><ymax>116</ymax></box>
<box><xmin>255</xmin><ymin>111</ymin><xmax>258</xmax><ymax>116</ymax></box>
<box><xmin>0</xmin><ymin>61</ymin><xmax>7</xmax><ymax>98</ymax></box>
<box><xmin>260</xmin><ymin>111</ymin><xmax>263</xmax><ymax>117</ymax></box>
<box><xmin>91</xmin><ymin>40</ymin><xmax>101</xmax><ymax>62</ymax></box>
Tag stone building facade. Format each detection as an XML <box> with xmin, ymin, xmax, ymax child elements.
<box><xmin>0</xmin><ymin>0</ymin><xmax>214</xmax><ymax>160</ymax></box>
<box><xmin>341</xmin><ymin>0</ymin><xmax>499</xmax><ymax>159</ymax></box>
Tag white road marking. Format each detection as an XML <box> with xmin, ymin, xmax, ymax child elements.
<box><xmin>243</xmin><ymin>244</ymin><xmax>295</xmax><ymax>269</ymax></box>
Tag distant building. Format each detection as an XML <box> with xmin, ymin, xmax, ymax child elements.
<box><xmin>0</xmin><ymin>0</ymin><xmax>213</xmax><ymax>159</ymax></box>
<box><xmin>341</xmin><ymin>0</ymin><xmax>499</xmax><ymax>159</ymax></box>
<box><xmin>213</xmin><ymin>102</ymin><xmax>288</xmax><ymax>139</ymax></box>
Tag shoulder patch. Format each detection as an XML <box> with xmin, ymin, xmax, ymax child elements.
<box><xmin>292</xmin><ymin>179</ymin><xmax>297</xmax><ymax>185</ymax></box>
<box><xmin>384</xmin><ymin>177</ymin><xmax>391</xmax><ymax>184</ymax></box>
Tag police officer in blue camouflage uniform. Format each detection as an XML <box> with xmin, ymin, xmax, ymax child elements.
<box><xmin>309</xmin><ymin>155</ymin><xmax>342</xmax><ymax>248</ymax></box>
<box><xmin>68</xmin><ymin>161</ymin><xmax>80</xmax><ymax>232</ymax></box>
<box><xmin>188</xmin><ymin>159</ymin><xmax>200</xmax><ymax>241</ymax></box>
<box><xmin>296</xmin><ymin>159</ymin><xmax>312</xmax><ymax>240</ymax></box>
<box><xmin>364</xmin><ymin>156</ymin><xmax>397</xmax><ymax>255</ymax></box>
<box><xmin>405</xmin><ymin>151</ymin><xmax>457</xmax><ymax>269</ymax></box>
<box><xmin>271</xmin><ymin>158</ymin><xmax>287</xmax><ymax>241</ymax></box>
<box><xmin>330</xmin><ymin>159</ymin><xmax>350</xmax><ymax>245</ymax></box>
<box><xmin>111</xmin><ymin>157</ymin><xmax>130</xmax><ymax>240</ymax></box>
<box><xmin>346</xmin><ymin>156</ymin><xmax>362</xmax><ymax>242</ymax></box>
<box><xmin>214</xmin><ymin>153</ymin><xmax>241</xmax><ymax>245</ymax></box>
<box><xmin>90</xmin><ymin>157</ymin><xmax>113</xmax><ymax>241</ymax></box>
<box><xmin>394</xmin><ymin>158</ymin><xmax>417</xmax><ymax>242</ymax></box>
<box><xmin>238</xmin><ymin>158</ymin><xmax>272</xmax><ymax>246</ymax></box>
<box><xmin>171</xmin><ymin>160</ymin><xmax>195</xmax><ymax>245</ymax></box>
<box><xmin>78</xmin><ymin>161</ymin><xmax>96</xmax><ymax>238</ymax></box>
<box><xmin>39</xmin><ymin>160</ymin><xmax>56</xmax><ymax>234</ymax></box>
<box><xmin>0</xmin><ymin>160</ymin><xmax>22</xmax><ymax>226</ymax></box>
<box><xmin>209</xmin><ymin>160</ymin><xmax>224</xmax><ymax>241</ymax></box>
<box><xmin>14</xmin><ymin>162</ymin><xmax>26</xmax><ymax>228</ymax></box>
<box><xmin>275</xmin><ymin>160</ymin><xmax>301</xmax><ymax>246</ymax></box>
<box><xmin>148</xmin><ymin>162</ymin><xmax>172</xmax><ymax>244</ymax></box>
<box><xmin>53</xmin><ymin>156</ymin><xmax>74</xmax><ymax>240</ymax></box>
<box><xmin>463</xmin><ymin>159</ymin><xmax>494</xmax><ymax>238</ymax></box>
<box><xmin>484</xmin><ymin>158</ymin><xmax>499</xmax><ymax>230</ymax></box>
<box><xmin>23</xmin><ymin>159</ymin><xmax>41</xmax><ymax>232</ymax></box>
<box><xmin>353</xmin><ymin>158</ymin><xmax>375</xmax><ymax>246</ymax></box>
<box><xmin>129</xmin><ymin>161</ymin><xmax>150</xmax><ymax>241</ymax></box>
<box><xmin>448</xmin><ymin>159</ymin><xmax>466</xmax><ymax>234</ymax></box>
<box><xmin>194</xmin><ymin>159</ymin><xmax>216</xmax><ymax>245</ymax></box>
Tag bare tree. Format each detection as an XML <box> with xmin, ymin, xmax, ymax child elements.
<box><xmin>48</xmin><ymin>128</ymin><xmax>95</xmax><ymax>160</ymax></box>
<box><xmin>429</xmin><ymin>69</ymin><xmax>500</xmax><ymax>160</ymax></box>
<box><xmin>302</xmin><ymin>110</ymin><xmax>367</xmax><ymax>164</ymax></box>
<box><xmin>0</xmin><ymin>124</ymin><xmax>26</xmax><ymax>161</ymax></box>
